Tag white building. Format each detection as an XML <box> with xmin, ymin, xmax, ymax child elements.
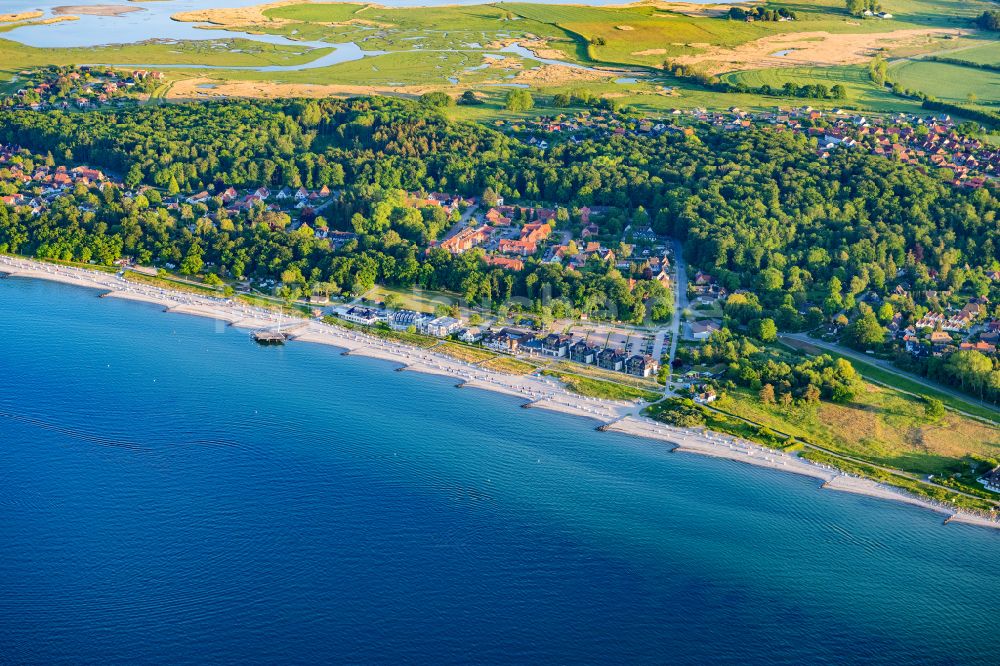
<box><xmin>424</xmin><ymin>316</ymin><xmax>462</xmax><ymax>337</ymax></box>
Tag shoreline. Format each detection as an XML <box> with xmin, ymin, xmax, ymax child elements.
<box><xmin>1</xmin><ymin>254</ymin><xmax>998</xmax><ymax>532</ymax></box>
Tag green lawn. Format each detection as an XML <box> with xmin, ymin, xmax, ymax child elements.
<box><xmin>366</xmin><ymin>284</ymin><xmax>464</xmax><ymax>315</ymax></box>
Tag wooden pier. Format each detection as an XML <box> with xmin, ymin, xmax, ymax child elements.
<box><xmin>251</xmin><ymin>330</ymin><xmax>287</xmax><ymax>345</ymax></box>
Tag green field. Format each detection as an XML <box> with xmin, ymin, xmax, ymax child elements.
<box><xmin>479</xmin><ymin>356</ymin><xmax>538</xmax><ymax>375</ymax></box>
<box><xmin>889</xmin><ymin>59</ymin><xmax>1000</xmax><ymax>106</ymax></box>
<box><xmin>936</xmin><ymin>40</ymin><xmax>1000</xmax><ymax>66</ymax></box>
<box><xmin>0</xmin><ymin>37</ymin><xmax>332</xmax><ymax>82</ymax></box>
<box><xmin>263</xmin><ymin>2</ymin><xmax>367</xmax><ymax>24</ymax></box>
<box><xmin>184</xmin><ymin>50</ymin><xmax>494</xmax><ymax>87</ymax></box>
<box><xmin>262</xmin><ymin>3</ymin><xmax>584</xmax><ymax>59</ymax></box>
<box><xmin>722</xmin><ymin>64</ymin><xmax>926</xmax><ymax>112</ymax></box>
<box><xmin>771</xmin><ymin>0</ymin><xmax>994</xmax><ymax>30</ymax></box>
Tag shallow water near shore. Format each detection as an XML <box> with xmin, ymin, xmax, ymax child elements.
<box><xmin>0</xmin><ymin>277</ymin><xmax>998</xmax><ymax>664</ymax></box>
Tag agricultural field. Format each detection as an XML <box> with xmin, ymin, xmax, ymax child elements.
<box><xmin>935</xmin><ymin>39</ymin><xmax>1000</xmax><ymax>66</ymax></box>
<box><xmin>889</xmin><ymin>59</ymin><xmax>1000</xmax><ymax>106</ymax></box>
<box><xmin>721</xmin><ymin>64</ymin><xmax>926</xmax><ymax>112</ymax></box>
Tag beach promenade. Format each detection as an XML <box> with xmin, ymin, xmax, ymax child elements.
<box><xmin>2</xmin><ymin>254</ymin><xmax>997</xmax><ymax>531</ymax></box>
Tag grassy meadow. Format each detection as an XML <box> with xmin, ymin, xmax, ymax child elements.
<box><xmin>0</xmin><ymin>37</ymin><xmax>333</xmax><ymax>83</ymax></box>
<box><xmin>722</xmin><ymin>64</ymin><xmax>927</xmax><ymax>112</ymax></box>
<box><xmin>714</xmin><ymin>385</ymin><xmax>1000</xmax><ymax>480</ymax></box>
<box><xmin>889</xmin><ymin>59</ymin><xmax>1000</xmax><ymax>107</ymax></box>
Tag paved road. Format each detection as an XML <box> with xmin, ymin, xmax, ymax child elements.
<box><xmin>438</xmin><ymin>204</ymin><xmax>480</xmax><ymax>242</ymax></box>
<box><xmin>781</xmin><ymin>332</ymin><xmax>998</xmax><ymax>423</ymax></box>
<box><xmin>664</xmin><ymin>238</ymin><xmax>688</xmax><ymax>396</ymax></box>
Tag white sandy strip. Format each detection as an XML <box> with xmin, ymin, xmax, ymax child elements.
<box><xmin>103</xmin><ymin>290</ymin><xmax>179</xmax><ymax>308</ymax></box>
<box><xmin>610</xmin><ymin>416</ymin><xmax>1000</xmax><ymax>526</ymax></box>
<box><xmin>2</xmin><ymin>254</ymin><xmax>997</xmax><ymax>530</ymax></box>
<box><xmin>607</xmin><ymin>416</ymin><xmax>834</xmax><ymax>482</ymax></box>
<box><xmin>821</xmin><ymin>475</ymin><xmax>945</xmax><ymax>512</ymax></box>
<box><xmin>3</xmin><ymin>266</ymin><xmax>116</xmax><ymax>292</ymax></box>
<box><xmin>459</xmin><ymin>378</ymin><xmax>537</xmax><ymax>400</ymax></box>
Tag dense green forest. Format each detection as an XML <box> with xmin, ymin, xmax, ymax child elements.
<box><xmin>0</xmin><ymin>97</ymin><xmax>997</xmax><ymax>329</ymax></box>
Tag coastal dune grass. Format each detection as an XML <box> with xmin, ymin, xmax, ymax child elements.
<box><xmin>435</xmin><ymin>341</ymin><xmax>496</xmax><ymax>364</ymax></box>
<box><xmin>551</xmin><ymin>360</ymin><xmax>662</xmax><ymax>392</ymax></box>
<box><xmin>479</xmin><ymin>356</ymin><xmax>538</xmax><ymax>375</ymax></box>
<box><xmin>802</xmin><ymin>448</ymin><xmax>999</xmax><ymax>513</ymax></box>
<box><xmin>544</xmin><ymin>370</ymin><xmax>661</xmax><ymax>402</ymax></box>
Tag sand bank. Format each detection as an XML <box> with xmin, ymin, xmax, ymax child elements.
<box><xmin>54</xmin><ymin>5</ymin><xmax>143</xmax><ymax>17</ymax></box>
<box><xmin>0</xmin><ymin>11</ymin><xmax>44</xmax><ymax>23</ymax></box>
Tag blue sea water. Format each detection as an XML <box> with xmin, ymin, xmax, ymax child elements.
<box><xmin>0</xmin><ymin>277</ymin><xmax>997</xmax><ymax>665</ymax></box>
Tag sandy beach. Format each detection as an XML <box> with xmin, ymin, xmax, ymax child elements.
<box><xmin>2</xmin><ymin>254</ymin><xmax>997</xmax><ymax>532</ymax></box>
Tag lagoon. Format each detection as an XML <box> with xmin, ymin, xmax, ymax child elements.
<box><xmin>3</xmin><ymin>0</ymin><xmax>707</xmax><ymax>48</ymax></box>
<box><xmin>0</xmin><ymin>277</ymin><xmax>998</xmax><ymax>664</ymax></box>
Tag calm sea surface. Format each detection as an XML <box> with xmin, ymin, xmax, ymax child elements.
<box><xmin>0</xmin><ymin>277</ymin><xmax>998</xmax><ymax>665</ymax></box>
